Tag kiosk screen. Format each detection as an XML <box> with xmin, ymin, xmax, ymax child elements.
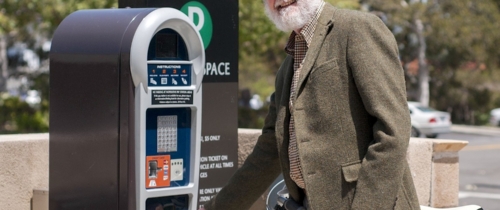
<box><xmin>156</xmin><ymin>33</ymin><xmax>178</xmax><ymax>58</ymax></box>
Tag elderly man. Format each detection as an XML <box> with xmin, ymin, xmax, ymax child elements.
<box><xmin>202</xmin><ymin>0</ymin><xmax>420</xmax><ymax>209</ymax></box>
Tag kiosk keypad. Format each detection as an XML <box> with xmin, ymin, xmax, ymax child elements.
<box><xmin>157</xmin><ymin>115</ymin><xmax>178</xmax><ymax>153</ymax></box>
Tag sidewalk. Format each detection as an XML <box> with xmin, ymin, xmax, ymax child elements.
<box><xmin>451</xmin><ymin>124</ymin><xmax>500</xmax><ymax>136</ymax></box>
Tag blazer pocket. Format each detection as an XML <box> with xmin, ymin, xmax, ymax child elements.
<box><xmin>311</xmin><ymin>58</ymin><xmax>338</xmax><ymax>77</ymax></box>
<box><xmin>341</xmin><ymin>161</ymin><xmax>361</xmax><ymax>183</ymax></box>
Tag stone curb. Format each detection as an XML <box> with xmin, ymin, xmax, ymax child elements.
<box><xmin>451</xmin><ymin>125</ymin><xmax>500</xmax><ymax>136</ymax></box>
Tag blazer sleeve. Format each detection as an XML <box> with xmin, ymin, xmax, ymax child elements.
<box><xmin>204</xmin><ymin>93</ymin><xmax>282</xmax><ymax>210</ymax></box>
<box><xmin>346</xmin><ymin>12</ymin><xmax>412</xmax><ymax>209</ymax></box>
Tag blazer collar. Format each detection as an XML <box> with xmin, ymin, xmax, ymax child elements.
<box><xmin>294</xmin><ymin>4</ymin><xmax>336</xmax><ymax>99</ymax></box>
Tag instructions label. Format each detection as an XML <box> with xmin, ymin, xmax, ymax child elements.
<box><xmin>152</xmin><ymin>90</ymin><xmax>193</xmax><ymax>105</ymax></box>
<box><xmin>148</xmin><ymin>64</ymin><xmax>192</xmax><ymax>87</ymax></box>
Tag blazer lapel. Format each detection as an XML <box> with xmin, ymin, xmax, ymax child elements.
<box><xmin>281</xmin><ymin>55</ymin><xmax>294</xmax><ymax>107</ymax></box>
<box><xmin>295</xmin><ymin>5</ymin><xmax>336</xmax><ymax>98</ymax></box>
<box><xmin>278</xmin><ymin>55</ymin><xmax>294</xmax><ymax>146</ymax></box>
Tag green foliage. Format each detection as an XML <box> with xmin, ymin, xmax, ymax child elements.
<box><xmin>40</xmin><ymin>0</ymin><xmax>117</xmax><ymax>35</ymax></box>
<box><xmin>431</xmin><ymin>68</ymin><xmax>500</xmax><ymax>125</ymax></box>
<box><xmin>422</xmin><ymin>1</ymin><xmax>500</xmax><ymax>125</ymax></box>
<box><xmin>0</xmin><ymin>0</ymin><xmax>117</xmax><ymax>39</ymax></box>
<box><xmin>362</xmin><ymin>0</ymin><xmax>500</xmax><ymax>125</ymax></box>
<box><xmin>238</xmin><ymin>0</ymin><xmax>288</xmax><ymax>98</ymax></box>
<box><xmin>426</xmin><ymin>0</ymin><xmax>500</xmax><ymax>69</ymax></box>
<box><xmin>238</xmin><ymin>106</ymin><xmax>269</xmax><ymax>129</ymax></box>
<box><xmin>0</xmin><ymin>72</ymin><xmax>50</xmax><ymax>134</ymax></box>
<box><xmin>0</xmin><ymin>0</ymin><xmax>116</xmax><ymax>134</ymax></box>
<box><xmin>0</xmin><ymin>94</ymin><xmax>48</xmax><ymax>133</ymax></box>
<box><xmin>30</xmin><ymin>72</ymin><xmax>49</xmax><ymax>102</ymax></box>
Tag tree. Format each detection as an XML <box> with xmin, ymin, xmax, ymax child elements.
<box><xmin>361</xmin><ymin>0</ymin><xmax>500</xmax><ymax>124</ymax></box>
<box><xmin>426</xmin><ymin>0</ymin><xmax>500</xmax><ymax>124</ymax></box>
<box><xmin>0</xmin><ymin>0</ymin><xmax>117</xmax><ymax>92</ymax></box>
<box><xmin>0</xmin><ymin>0</ymin><xmax>116</xmax><ymax>133</ymax></box>
<box><xmin>359</xmin><ymin>0</ymin><xmax>436</xmax><ymax>106</ymax></box>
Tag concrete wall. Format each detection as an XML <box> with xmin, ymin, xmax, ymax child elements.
<box><xmin>0</xmin><ymin>133</ymin><xmax>49</xmax><ymax>210</ymax></box>
<box><xmin>0</xmin><ymin>131</ymin><xmax>467</xmax><ymax>209</ymax></box>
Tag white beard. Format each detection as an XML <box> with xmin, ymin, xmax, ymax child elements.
<box><xmin>264</xmin><ymin>0</ymin><xmax>323</xmax><ymax>32</ymax></box>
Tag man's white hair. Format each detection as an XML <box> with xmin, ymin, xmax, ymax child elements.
<box><xmin>263</xmin><ymin>0</ymin><xmax>323</xmax><ymax>32</ymax></box>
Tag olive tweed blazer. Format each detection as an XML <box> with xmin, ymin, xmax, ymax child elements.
<box><xmin>205</xmin><ymin>4</ymin><xmax>420</xmax><ymax>210</ymax></box>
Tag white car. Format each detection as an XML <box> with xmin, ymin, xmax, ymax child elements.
<box><xmin>490</xmin><ymin>108</ymin><xmax>500</xmax><ymax>127</ymax></box>
<box><xmin>408</xmin><ymin>101</ymin><xmax>451</xmax><ymax>138</ymax></box>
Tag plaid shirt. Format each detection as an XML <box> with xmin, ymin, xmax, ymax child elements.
<box><xmin>285</xmin><ymin>1</ymin><xmax>325</xmax><ymax>189</ymax></box>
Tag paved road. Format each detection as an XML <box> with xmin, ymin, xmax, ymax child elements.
<box><xmin>439</xmin><ymin>125</ymin><xmax>500</xmax><ymax>210</ymax></box>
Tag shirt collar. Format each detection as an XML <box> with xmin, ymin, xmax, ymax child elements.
<box><xmin>285</xmin><ymin>1</ymin><xmax>325</xmax><ymax>55</ymax></box>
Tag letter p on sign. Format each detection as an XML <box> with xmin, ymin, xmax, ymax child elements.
<box><xmin>188</xmin><ymin>7</ymin><xmax>204</xmax><ymax>31</ymax></box>
<box><xmin>181</xmin><ymin>1</ymin><xmax>213</xmax><ymax>49</ymax></box>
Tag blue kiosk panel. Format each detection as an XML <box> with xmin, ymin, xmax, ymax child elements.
<box><xmin>146</xmin><ymin>108</ymin><xmax>191</xmax><ymax>187</ymax></box>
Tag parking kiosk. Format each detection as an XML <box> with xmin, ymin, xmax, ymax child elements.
<box><xmin>131</xmin><ymin>8</ymin><xmax>204</xmax><ymax>210</ymax></box>
<box><xmin>50</xmin><ymin>8</ymin><xmax>204</xmax><ymax>210</ymax></box>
